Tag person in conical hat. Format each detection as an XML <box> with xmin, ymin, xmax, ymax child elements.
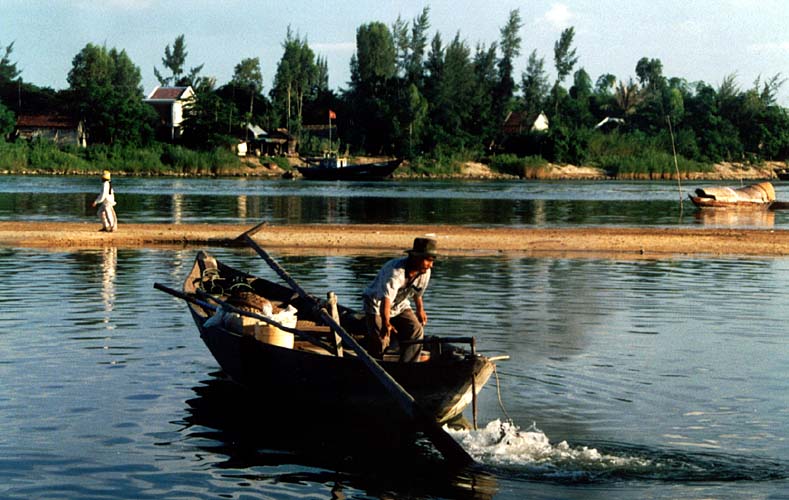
<box><xmin>91</xmin><ymin>170</ymin><xmax>118</xmax><ymax>232</ymax></box>
<box><xmin>361</xmin><ymin>236</ymin><xmax>438</xmax><ymax>362</ymax></box>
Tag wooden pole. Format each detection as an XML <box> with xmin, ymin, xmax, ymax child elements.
<box><xmin>242</xmin><ymin>233</ymin><xmax>475</xmax><ymax>466</ymax></box>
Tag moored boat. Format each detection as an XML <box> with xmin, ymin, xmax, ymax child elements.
<box><xmin>296</xmin><ymin>153</ymin><xmax>402</xmax><ymax>180</ymax></box>
<box><xmin>170</xmin><ymin>250</ymin><xmax>501</xmax><ymax>425</ymax></box>
<box><xmin>689</xmin><ymin>181</ymin><xmax>776</xmax><ymax>208</ymax></box>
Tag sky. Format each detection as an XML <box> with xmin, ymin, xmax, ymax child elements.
<box><xmin>2</xmin><ymin>0</ymin><xmax>788</xmax><ymax>104</ymax></box>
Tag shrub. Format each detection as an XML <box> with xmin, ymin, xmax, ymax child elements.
<box><xmin>490</xmin><ymin>154</ymin><xmax>548</xmax><ymax>178</ymax></box>
<box><xmin>28</xmin><ymin>140</ymin><xmax>90</xmax><ymax>172</ymax></box>
<box><xmin>0</xmin><ymin>141</ymin><xmax>28</xmax><ymax>170</ymax></box>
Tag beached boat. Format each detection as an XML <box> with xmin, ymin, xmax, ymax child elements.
<box><xmin>689</xmin><ymin>181</ymin><xmax>776</xmax><ymax>208</ymax></box>
<box><xmin>169</xmin><ymin>250</ymin><xmax>500</xmax><ymax>425</ymax></box>
<box><xmin>296</xmin><ymin>153</ymin><xmax>402</xmax><ymax>180</ymax></box>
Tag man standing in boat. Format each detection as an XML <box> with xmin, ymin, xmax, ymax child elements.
<box><xmin>362</xmin><ymin>236</ymin><xmax>436</xmax><ymax>362</ymax></box>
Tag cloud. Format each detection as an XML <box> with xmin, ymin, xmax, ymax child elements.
<box><xmin>542</xmin><ymin>3</ymin><xmax>574</xmax><ymax>30</ymax></box>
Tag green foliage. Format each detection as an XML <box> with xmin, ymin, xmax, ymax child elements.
<box><xmin>0</xmin><ymin>140</ymin><xmax>27</xmax><ymax>169</ymax></box>
<box><xmin>67</xmin><ymin>43</ymin><xmax>153</xmax><ymax>146</ymax></box>
<box><xmin>160</xmin><ymin>144</ymin><xmax>239</xmax><ymax>174</ymax></box>
<box><xmin>0</xmin><ymin>41</ymin><xmax>21</xmax><ymax>84</ymax></box>
<box><xmin>489</xmin><ymin>154</ymin><xmax>548</xmax><ymax>177</ymax></box>
<box><xmin>154</xmin><ymin>34</ymin><xmax>204</xmax><ymax>87</ymax></box>
<box><xmin>402</xmin><ymin>149</ymin><xmax>475</xmax><ymax>176</ymax></box>
<box><xmin>266</xmin><ymin>155</ymin><xmax>291</xmax><ymax>171</ymax></box>
<box><xmin>0</xmin><ymin>100</ymin><xmax>15</xmax><ymax>138</ymax></box>
<box><xmin>586</xmin><ymin>131</ymin><xmax>712</xmax><ymax>177</ymax></box>
<box><xmin>27</xmin><ymin>139</ymin><xmax>90</xmax><ymax>172</ymax></box>
<box><xmin>82</xmin><ymin>144</ymin><xmax>164</xmax><ymax>173</ymax></box>
<box><xmin>270</xmin><ymin>27</ymin><xmax>319</xmax><ymax>134</ymax></box>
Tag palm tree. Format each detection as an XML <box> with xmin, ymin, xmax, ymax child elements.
<box><xmin>614</xmin><ymin>78</ymin><xmax>643</xmax><ymax>116</ymax></box>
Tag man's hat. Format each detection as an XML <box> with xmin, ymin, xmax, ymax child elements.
<box><xmin>101</xmin><ymin>170</ymin><xmax>111</xmax><ymax>181</ymax></box>
<box><xmin>406</xmin><ymin>237</ymin><xmax>438</xmax><ymax>259</ymax></box>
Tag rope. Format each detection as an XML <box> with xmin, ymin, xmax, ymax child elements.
<box><xmin>493</xmin><ymin>364</ymin><xmax>514</xmax><ymax>425</ymax></box>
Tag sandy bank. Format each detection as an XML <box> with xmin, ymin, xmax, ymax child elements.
<box><xmin>1</xmin><ymin>222</ymin><xmax>789</xmax><ymax>258</ymax></box>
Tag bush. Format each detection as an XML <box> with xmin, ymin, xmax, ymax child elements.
<box><xmin>0</xmin><ymin>141</ymin><xmax>28</xmax><ymax>170</ymax></box>
<box><xmin>82</xmin><ymin>144</ymin><xmax>165</xmax><ymax>173</ymax></box>
<box><xmin>402</xmin><ymin>148</ymin><xmax>480</xmax><ymax>176</ymax></box>
<box><xmin>489</xmin><ymin>154</ymin><xmax>548</xmax><ymax>178</ymax></box>
<box><xmin>28</xmin><ymin>139</ymin><xmax>90</xmax><ymax>172</ymax></box>
<box><xmin>160</xmin><ymin>144</ymin><xmax>241</xmax><ymax>175</ymax></box>
<box><xmin>587</xmin><ymin>131</ymin><xmax>712</xmax><ymax>178</ymax></box>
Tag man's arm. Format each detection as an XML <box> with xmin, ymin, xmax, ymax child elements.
<box><xmin>415</xmin><ymin>295</ymin><xmax>427</xmax><ymax>325</ymax></box>
<box><xmin>380</xmin><ymin>297</ymin><xmax>396</xmax><ymax>337</ymax></box>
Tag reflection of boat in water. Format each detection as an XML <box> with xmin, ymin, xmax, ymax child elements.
<box><xmin>689</xmin><ymin>182</ymin><xmax>775</xmax><ymax>208</ymax></box>
<box><xmin>184</xmin><ymin>375</ymin><xmax>499</xmax><ymax>498</ymax></box>
<box><xmin>295</xmin><ymin>153</ymin><xmax>402</xmax><ymax>180</ymax></box>
<box><xmin>694</xmin><ymin>207</ymin><xmax>775</xmax><ymax>227</ymax></box>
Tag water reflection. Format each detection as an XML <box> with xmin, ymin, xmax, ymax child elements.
<box><xmin>183</xmin><ymin>375</ymin><xmax>499</xmax><ymax>499</ymax></box>
<box><xmin>100</xmin><ymin>247</ymin><xmax>117</xmax><ymax>325</ymax></box>
<box><xmin>3</xmin><ymin>177</ymin><xmax>789</xmax><ymax>228</ymax></box>
<box><xmin>694</xmin><ymin>207</ymin><xmax>775</xmax><ymax>227</ymax></box>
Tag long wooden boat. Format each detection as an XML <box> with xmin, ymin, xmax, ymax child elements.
<box><xmin>689</xmin><ymin>181</ymin><xmax>775</xmax><ymax>208</ymax></box>
<box><xmin>296</xmin><ymin>155</ymin><xmax>402</xmax><ymax>180</ymax></box>
<box><xmin>179</xmin><ymin>250</ymin><xmax>499</xmax><ymax>425</ymax></box>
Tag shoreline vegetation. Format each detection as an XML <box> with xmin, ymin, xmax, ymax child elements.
<box><xmin>0</xmin><ymin>145</ymin><xmax>784</xmax><ymax>181</ymax></box>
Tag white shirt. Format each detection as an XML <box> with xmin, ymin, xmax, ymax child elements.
<box><xmin>362</xmin><ymin>256</ymin><xmax>431</xmax><ymax>316</ymax></box>
<box><xmin>94</xmin><ymin>181</ymin><xmax>116</xmax><ymax>207</ymax></box>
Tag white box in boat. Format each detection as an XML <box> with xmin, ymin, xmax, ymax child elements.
<box><xmin>241</xmin><ymin>310</ymin><xmax>297</xmax><ymax>349</ymax></box>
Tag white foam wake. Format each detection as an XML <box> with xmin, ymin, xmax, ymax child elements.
<box><xmin>447</xmin><ymin>420</ymin><xmax>652</xmax><ymax>477</ymax></box>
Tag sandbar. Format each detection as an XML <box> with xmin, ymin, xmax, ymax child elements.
<box><xmin>1</xmin><ymin>221</ymin><xmax>788</xmax><ymax>258</ymax></box>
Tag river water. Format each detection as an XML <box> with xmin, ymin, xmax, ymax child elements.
<box><xmin>1</xmin><ymin>176</ymin><xmax>787</xmax><ymax>499</ymax></box>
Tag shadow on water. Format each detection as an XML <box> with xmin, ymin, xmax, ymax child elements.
<box><xmin>181</xmin><ymin>374</ymin><xmax>500</xmax><ymax>499</ymax></box>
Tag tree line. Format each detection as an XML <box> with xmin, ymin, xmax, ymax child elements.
<box><xmin>1</xmin><ymin>7</ymin><xmax>787</xmax><ymax>176</ymax></box>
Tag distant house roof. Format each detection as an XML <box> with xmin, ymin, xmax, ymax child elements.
<box><xmin>16</xmin><ymin>114</ymin><xmax>80</xmax><ymax>129</ymax></box>
<box><xmin>502</xmin><ymin>111</ymin><xmax>549</xmax><ymax>134</ymax></box>
<box><xmin>594</xmin><ymin>116</ymin><xmax>625</xmax><ymax>130</ymax></box>
<box><xmin>247</xmin><ymin>123</ymin><xmax>266</xmax><ymax>138</ymax></box>
<box><xmin>144</xmin><ymin>86</ymin><xmax>193</xmax><ymax>101</ymax></box>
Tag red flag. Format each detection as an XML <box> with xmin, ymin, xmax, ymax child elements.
<box><xmin>328</xmin><ymin>109</ymin><xmax>337</xmax><ymax>120</ymax></box>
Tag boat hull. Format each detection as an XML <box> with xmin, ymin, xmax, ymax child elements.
<box><xmin>183</xmin><ymin>251</ymin><xmax>496</xmax><ymax>424</ymax></box>
<box><xmin>689</xmin><ymin>196</ymin><xmax>773</xmax><ymax>208</ymax></box>
<box><xmin>295</xmin><ymin>159</ymin><xmax>401</xmax><ymax>180</ymax></box>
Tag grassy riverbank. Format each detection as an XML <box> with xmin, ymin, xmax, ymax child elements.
<box><xmin>0</xmin><ymin>140</ymin><xmax>783</xmax><ymax>180</ymax></box>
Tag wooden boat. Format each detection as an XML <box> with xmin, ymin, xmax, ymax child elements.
<box><xmin>177</xmin><ymin>250</ymin><xmax>500</xmax><ymax>425</ymax></box>
<box><xmin>296</xmin><ymin>153</ymin><xmax>402</xmax><ymax>180</ymax></box>
<box><xmin>689</xmin><ymin>181</ymin><xmax>775</xmax><ymax>208</ymax></box>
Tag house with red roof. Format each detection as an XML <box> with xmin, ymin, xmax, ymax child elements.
<box><xmin>143</xmin><ymin>86</ymin><xmax>195</xmax><ymax>141</ymax></box>
<box><xmin>15</xmin><ymin>114</ymin><xmax>86</xmax><ymax>147</ymax></box>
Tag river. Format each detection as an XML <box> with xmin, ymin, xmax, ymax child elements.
<box><xmin>0</xmin><ymin>176</ymin><xmax>787</xmax><ymax>499</ymax></box>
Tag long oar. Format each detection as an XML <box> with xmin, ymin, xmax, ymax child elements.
<box><xmin>241</xmin><ymin>233</ymin><xmax>475</xmax><ymax>466</ymax></box>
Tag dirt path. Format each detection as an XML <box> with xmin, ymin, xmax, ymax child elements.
<box><xmin>2</xmin><ymin>222</ymin><xmax>789</xmax><ymax>258</ymax></box>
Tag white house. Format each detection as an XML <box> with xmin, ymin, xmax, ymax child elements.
<box><xmin>143</xmin><ymin>86</ymin><xmax>195</xmax><ymax>141</ymax></box>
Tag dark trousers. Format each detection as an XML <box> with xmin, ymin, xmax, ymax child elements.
<box><xmin>365</xmin><ymin>308</ymin><xmax>424</xmax><ymax>362</ymax></box>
